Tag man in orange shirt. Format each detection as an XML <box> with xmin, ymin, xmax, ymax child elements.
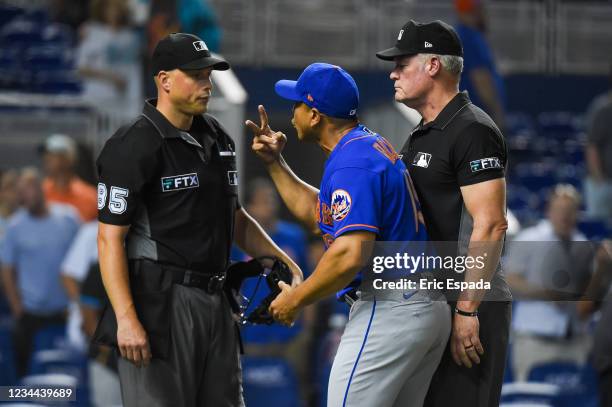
<box><xmin>41</xmin><ymin>134</ymin><xmax>97</xmax><ymax>221</ymax></box>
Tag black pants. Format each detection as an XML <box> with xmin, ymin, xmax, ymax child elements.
<box><xmin>424</xmin><ymin>301</ymin><xmax>512</xmax><ymax>407</ymax></box>
<box><xmin>13</xmin><ymin>311</ymin><xmax>66</xmax><ymax>377</ymax></box>
<box><xmin>118</xmin><ymin>284</ymin><xmax>244</xmax><ymax>407</ymax></box>
<box><xmin>600</xmin><ymin>368</ymin><xmax>612</xmax><ymax>407</ymax></box>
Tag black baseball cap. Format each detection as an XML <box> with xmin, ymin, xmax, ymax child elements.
<box><xmin>376</xmin><ymin>20</ymin><xmax>463</xmax><ymax>60</ymax></box>
<box><xmin>151</xmin><ymin>32</ymin><xmax>230</xmax><ymax>75</ymax></box>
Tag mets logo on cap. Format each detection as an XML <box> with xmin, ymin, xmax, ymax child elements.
<box><xmin>331</xmin><ymin>189</ymin><xmax>352</xmax><ymax>222</ymax></box>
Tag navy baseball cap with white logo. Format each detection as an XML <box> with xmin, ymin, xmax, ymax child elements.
<box><xmin>376</xmin><ymin>20</ymin><xmax>463</xmax><ymax>60</ymax></box>
<box><xmin>151</xmin><ymin>32</ymin><xmax>229</xmax><ymax>75</ymax></box>
<box><xmin>274</xmin><ymin>62</ymin><xmax>359</xmax><ymax>119</ymax></box>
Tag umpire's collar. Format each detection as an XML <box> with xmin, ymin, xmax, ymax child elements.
<box><xmin>415</xmin><ymin>91</ymin><xmax>472</xmax><ymax>132</ymax></box>
<box><xmin>142</xmin><ymin>98</ymin><xmax>215</xmax><ymax>143</ymax></box>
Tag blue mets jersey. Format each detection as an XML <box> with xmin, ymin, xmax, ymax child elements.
<box><xmin>316</xmin><ymin>124</ymin><xmax>428</xmax><ymax>290</ymax></box>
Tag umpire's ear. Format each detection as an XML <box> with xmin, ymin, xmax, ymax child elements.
<box><xmin>156</xmin><ymin>71</ymin><xmax>172</xmax><ymax>93</ymax></box>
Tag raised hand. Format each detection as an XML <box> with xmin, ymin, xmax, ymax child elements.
<box><xmin>245</xmin><ymin>105</ymin><xmax>287</xmax><ymax>164</ymax></box>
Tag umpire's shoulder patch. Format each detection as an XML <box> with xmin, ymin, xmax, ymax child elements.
<box><xmin>470</xmin><ymin>157</ymin><xmax>503</xmax><ymax>172</ymax></box>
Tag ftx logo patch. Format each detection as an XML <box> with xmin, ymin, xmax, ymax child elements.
<box><xmin>470</xmin><ymin>157</ymin><xmax>503</xmax><ymax>172</ymax></box>
<box><xmin>161</xmin><ymin>173</ymin><xmax>199</xmax><ymax>192</ymax></box>
<box><xmin>412</xmin><ymin>152</ymin><xmax>432</xmax><ymax>168</ymax></box>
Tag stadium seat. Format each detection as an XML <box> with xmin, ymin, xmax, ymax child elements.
<box><xmin>578</xmin><ymin>219</ymin><xmax>611</xmax><ymax>240</ymax></box>
<box><xmin>0</xmin><ymin>18</ymin><xmax>44</xmax><ymax>46</ymax></box>
<box><xmin>29</xmin><ymin>348</ymin><xmax>88</xmax><ymax>382</ymax></box>
<box><xmin>28</xmin><ymin>348</ymin><xmax>90</xmax><ymax>406</ymax></box>
<box><xmin>527</xmin><ymin>361</ymin><xmax>581</xmax><ymax>387</ymax></box>
<box><xmin>25</xmin><ymin>45</ymin><xmax>71</xmax><ymax>71</ymax></box>
<box><xmin>42</xmin><ymin>23</ymin><xmax>74</xmax><ymax>45</ymax></box>
<box><xmin>501</xmin><ymin>382</ymin><xmax>560</xmax><ymax>405</ymax></box>
<box><xmin>537</xmin><ymin>112</ymin><xmax>582</xmax><ymax>139</ymax></box>
<box><xmin>31</xmin><ymin>72</ymin><xmax>82</xmax><ymax>94</ymax></box>
<box><xmin>32</xmin><ymin>324</ymin><xmax>67</xmax><ymax>353</ymax></box>
<box><xmin>0</xmin><ymin>5</ymin><xmax>24</xmax><ymax>27</ymax></box>
<box><xmin>20</xmin><ymin>373</ymin><xmax>78</xmax><ymax>406</ymax></box>
<box><xmin>527</xmin><ymin>361</ymin><xmax>599</xmax><ymax>407</ymax></box>
<box><xmin>241</xmin><ymin>356</ymin><xmax>300</xmax><ymax>407</ymax></box>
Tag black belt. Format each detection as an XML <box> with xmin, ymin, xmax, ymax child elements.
<box><xmin>129</xmin><ymin>259</ymin><xmax>226</xmax><ymax>294</ymax></box>
<box><xmin>176</xmin><ymin>269</ymin><xmax>226</xmax><ymax>293</ymax></box>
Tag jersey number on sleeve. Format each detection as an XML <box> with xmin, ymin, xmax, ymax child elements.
<box><xmin>98</xmin><ymin>183</ymin><xmax>129</xmax><ymax>214</ymax></box>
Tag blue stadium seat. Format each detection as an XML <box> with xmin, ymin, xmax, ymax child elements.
<box><xmin>528</xmin><ymin>361</ymin><xmax>599</xmax><ymax>407</ymax></box>
<box><xmin>0</xmin><ymin>18</ymin><xmax>44</xmax><ymax>46</ymax></box>
<box><xmin>25</xmin><ymin>45</ymin><xmax>71</xmax><ymax>71</ymax></box>
<box><xmin>0</xmin><ymin>5</ymin><xmax>24</xmax><ymax>27</ymax></box>
<box><xmin>31</xmin><ymin>72</ymin><xmax>82</xmax><ymax>94</ymax></box>
<box><xmin>241</xmin><ymin>356</ymin><xmax>300</xmax><ymax>407</ymax></box>
<box><xmin>578</xmin><ymin>219</ymin><xmax>611</xmax><ymax>241</ymax></box>
<box><xmin>28</xmin><ymin>348</ymin><xmax>90</xmax><ymax>406</ymax></box>
<box><xmin>537</xmin><ymin>112</ymin><xmax>582</xmax><ymax>139</ymax></box>
<box><xmin>501</xmin><ymin>382</ymin><xmax>561</xmax><ymax>405</ymax></box>
<box><xmin>42</xmin><ymin>24</ymin><xmax>75</xmax><ymax>46</ymax></box>
<box><xmin>527</xmin><ymin>361</ymin><xmax>581</xmax><ymax>387</ymax></box>
<box><xmin>505</xmin><ymin>112</ymin><xmax>536</xmax><ymax>138</ymax></box>
<box><xmin>20</xmin><ymin>373</ymin><xmax>79</xmax><ymax>406</ymax></box>
<box><xmin>32</xmin><ymin>324</ymin><xmax>67</xmax><ymax>353</ymax></box>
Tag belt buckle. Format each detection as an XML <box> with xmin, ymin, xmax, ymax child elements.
<box><xmin>207</xmin><ymin>274</ymin><xmax>225</xmax><ymax>293</ymax></box>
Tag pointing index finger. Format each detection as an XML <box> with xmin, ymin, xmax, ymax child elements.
<box><xmin>258</xmin><ymin>105</ymin><xmax>269</xmax><ymax>130</ymax></box>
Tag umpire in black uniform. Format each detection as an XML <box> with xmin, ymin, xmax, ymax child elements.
<box><xmin>376</xmin><ymin>21</ymin><xmax>511</xmax><ymax>406</ymax></box>
<box><xmin>95</xmin><ymin>33</ymin><xmax>302</xmax><ymax>407</ymax></box>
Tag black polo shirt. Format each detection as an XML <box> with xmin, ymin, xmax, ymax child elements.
<box><xmin>97</xmin><ymin>99</ymin><xmax>240</xmax><ymax>273</ymax></box>
<box><xmin>400</xmin><ymin>91</ymin><xmax>511</xmax><ymax>300</ymax></box>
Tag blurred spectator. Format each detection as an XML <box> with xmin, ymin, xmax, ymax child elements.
<box><xmin>454</xmin><ymin>0</ymin><xmax>506</xmax><ymax>129</ymax></box>
<box><xmin>178</xmin><ymin>0</ymin><xmax>221</xmax><ymax>52</ymax></box>
<box><xmin>584</xmin><ymin>64</ymin><xmax>612</xmax><ymax>223</ymax></box>
<box><xmin>0</xmin><ymin>168</ymin><xmax>79</xmax><ymax>377</ymax></box>
<box><xmin>60</xmin><ymin>221</ymin><xmax>122</xmax><ymax>407</ymax></box>
<box><xmin>76</xmin><ymin>0</ymin><xmax>142</xmax><ymax>117</ymax></box>
<box><xmin>49</xmin><ymin>0</ymin><xmax>91</xmax><ymax>33</ymax></box>
<box><xmin>0</xmin><ymin>169</ymin><xmax>19</xmax><ymax>315</ymax></box>
<box><xmin>41</xmin><ymin>134</ymin><xmax>97</xmax><ymax>222</ymax></box>
<box><xmin>235</xmin><ymin>178</ymin><xmax>313</xmax><ymax>401</ymax></box>
<box><xmin>61</xmin><ymin>222</ymin><xmax>99</xmax><ymax>351</ymax></box>
<box><xmin>506</xmin><ymin>184</ymin><xmax>596</xmax><ymax>381</ymax></box>
<box><xmin>506</xmin><ymin>208</ymin><xmax>521</xmax><ymax>239</ymax></box>
<box><xmin>0</xmin><ymin>169</ymin><xmax>19</xmax><ymax>243</ymax></box>
<box><xmin>146</xmin><ymin>0</ymin><xmax>180</xmax><ymax>82</ymax></box>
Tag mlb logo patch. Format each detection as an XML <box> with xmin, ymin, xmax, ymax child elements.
<box><xmin>161</xmin><ymin>173</ymin><xmax>199</xmax><ymax>192</ymax></box>
<box><xmin>227</xmin><ymin>171</ymin><xmax>238</xmax><ymax>186</ymax></box>
<box><xmin>331</xmin><ymin>189</ymin><xmax>352</xmax><ymax>222</ymax></box>
<box><xmin>193</xmin><ymin>41</ymin><xmax>208</xmax><ymax>51</ymax></box>
<box><xmin>412</xmin><ymin>152</ymin><xmax>432</xmax><ymax>168</ymax></box>
<box><xmin>470</xmin><ymin>157</ymin><xmax>503</xmax><ymax>172</ymax></box>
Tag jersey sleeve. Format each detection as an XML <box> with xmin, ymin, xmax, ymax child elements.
<box><xmin>96</xmin><ymin>127</ymin><xmax>161</xmax><ymax>225</ymax></box>
<box><xmin>453</xmin><ymin>122</ymin><xmax>507</xmax><ymax>186</ymax></box>
<box><xmin>328</xmin><ymin>167</ymin><xmax>382</xmax><ymax>238</ymax></box>
<box><xmin>61</xmin><ymin>224</ymin><xmax>97</xmax><ymax>281</ymax></box>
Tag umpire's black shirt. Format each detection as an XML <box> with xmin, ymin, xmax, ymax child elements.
<box><xmin>400</xmin><ymin>91</ymin><xmax>511</xmax><ymax>299</ymax></box>
<box><xmin>97</xmin><ymin>99</ymin><xmax>240</xmax><ymax>273</ymax></box>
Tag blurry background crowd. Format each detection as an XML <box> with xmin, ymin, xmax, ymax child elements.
<box><xmin>0</xmin><ymin>0</ymin><xmax>611</xmax><ymax>406</ymax></box>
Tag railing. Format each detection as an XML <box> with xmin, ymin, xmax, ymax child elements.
<box><xmin>209</xmin><ymin>0</ymin><xmax>611</xmax><ymax>75</ymax></box>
